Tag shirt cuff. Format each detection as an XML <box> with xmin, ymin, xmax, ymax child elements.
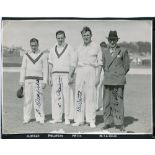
<box><xmin>48</xmin><ymin>60</ymin><xmax>53</xmax><ymax>65</ymax></box>
<box><xmin>43</xmin><ymin>80</ymin><xmax>47</xmax><ymax>84</ymax></box>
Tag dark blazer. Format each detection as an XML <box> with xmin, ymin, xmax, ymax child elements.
<box><xmin>102</xmin><ymin>45</ymin><xmax>130</xmax><ymax>85</ymax></box>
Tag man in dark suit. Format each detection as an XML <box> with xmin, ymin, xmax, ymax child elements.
<box><xmin>102</xmin><ymin>31</ymin><xmax>130</xmax><ymax>131</ymax></box>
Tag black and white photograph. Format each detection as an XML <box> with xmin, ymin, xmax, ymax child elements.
<box><xmin>1</xmin><ymin>18</ymin><xmax>153</xmax><ymax>138</ymax></box>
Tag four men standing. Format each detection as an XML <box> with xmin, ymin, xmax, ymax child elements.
<box><xmin>19</xmin><ymin>28</ymin><xmax>130</xmax><ymax>131</ymax></box>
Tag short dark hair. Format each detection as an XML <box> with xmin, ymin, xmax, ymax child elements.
<box><xmin>56</xmin><ymin>30</ymin><xmax>66</xmax><ymax>38</ymax></box>
<box><xmin>81</xmin><ymin>26</ymin><xmax>92</xmax><ymax>35</ymax></box>
<box><xmin>100</xmin><ymin>41</ymin><xmax>107</xmax><ymax>48</ymax></box>
<box><xmin>30</xmin><ymin>38</ymin><xmax>39</xmax><ymax>44</ymax></box>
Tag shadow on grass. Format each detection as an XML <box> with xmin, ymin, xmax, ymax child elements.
<box><xmin>96</xmin><ymin>115</ymin><xmax>104</xmax><ymax>125</ymax></box>
<box><xmin>96</xmin><ymin>115</ymin><xmax>138</xmax><ymax>127</ymax></box>
<box><xmin>124</xmin><ymin>116</ymin><xmax>138</xmax><ymax>127</ymax></box>
<box><xmin>27</xmin><ymin>114</ymin><xmax>52</xmax><ymax>123</ymax></box>
<box><xmin>45</xmin><ymin>114</ymin><xmax>52</xmax><ymax>122</ymax></box>
<box><xmin>45</xmin><ymin>114</ymin><xmax>138</xmax><ymax>131</ymax></box>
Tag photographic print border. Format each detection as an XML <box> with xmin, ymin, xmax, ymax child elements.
<box><xmin>1</xmin><ymin>17</ymin><xmax>155</xmax><ymax>139</ymax></box>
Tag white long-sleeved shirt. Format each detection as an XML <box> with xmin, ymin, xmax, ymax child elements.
<box><xmin>19</xmin><ymin>50</ymin><xmax>48</xmax><ymax>84</ymax></box>
<box><xmin>48</xmin><ymin>43</ymin><xmax>74</xmax><ymax>73</ymax></box>
<box><xmin>71</xmin><ymin>42</ymin><xmax>103</xmax><ymax>68</ymax></box>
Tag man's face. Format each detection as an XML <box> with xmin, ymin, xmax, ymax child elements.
<box><xmin>56</xmin><ymin>33</ymin><xmax>65</xmax><ymax>46</ymax></box>
<box><xmin>108</xmin><ymin>38</ymin><xmax>118</xmax><ymax>48</ymax></box>
<box><xmin>82</xmin><ymin>31</ymin><xmax>92</xmax><ymax>45</ymax></box>
<box><xmin>30</xmin><ymin>41</ymin><xmax>39</xmax><ymax>52</ymax></box>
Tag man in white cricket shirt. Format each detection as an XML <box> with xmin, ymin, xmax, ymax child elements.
<box><xmin>19</xmin><ymin>38</ymin><xmax>48</xmax><ymax>124</ymax></box>
<box><xmin>69</xmin><ymin>27</ymin><xmax>103</xmax><ymax>128</ymax></box>
<box><xmin>48</xmin><ymin>30</ymin><xmax>75</xmax><ymax>125</ymax></box>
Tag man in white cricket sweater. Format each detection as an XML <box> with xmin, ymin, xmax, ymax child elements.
<box><xmin>19</xmin><ymin>38</ymin><xmax>48</xmax><ymax>124</ymax></box>
<box><xmin>48</xmin><ymin>30</ymin><xmax>75</xmax><ymax>125</ymax></box>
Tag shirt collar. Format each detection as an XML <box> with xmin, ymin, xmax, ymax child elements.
<box><xmin>56</xmin><ymin>42</ymin><xmax>66</xmax><ymax>48</ymax></box>
<box><xmin>108</xmin><ymin>44</ymin><xmax>119</xmax><ymax>50</ymax></box>
<box><xmin>30</xmin><ymin>49</ymin><xmax>40</xmax><ymax>54</ymax></box>
<box><xmin>83</xmin><ymin>41</ymin><xmax>92</xmax><ymax>47</ymax></box>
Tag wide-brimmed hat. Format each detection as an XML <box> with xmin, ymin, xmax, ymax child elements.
<box><xmin>107</xmin><ymin>30</ymin><xmax>120</xmax><ymax>40</ymax></box>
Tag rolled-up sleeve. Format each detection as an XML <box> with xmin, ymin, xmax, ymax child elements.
<box><xmin>19</xmin><ymin>54</ymin><xmax>27</xmax><ymax>83</ymax></box>
<box><xmin>97</xmin><ymin>47</ymin><xmax>103</xmax><ymax>66</ymax></box>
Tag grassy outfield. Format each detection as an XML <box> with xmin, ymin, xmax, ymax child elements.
<box><xmin>2</xmin><ymin>73</ymin><xmax>152</xmax><ymax>134</ymax></box>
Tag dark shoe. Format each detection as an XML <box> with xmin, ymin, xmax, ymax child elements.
<box><xmin>115</xmin><ymin>125</ymin><xmax>125</xmax><ymax>131</ymax></box>
<box><xmin>120</xmin><ymin>125</ymin><xmax>125</xmax><ymax>131</ymax></box>
<box><xmin>103</xmin><ymin>124</ymin><xmax>112</xmax><ymax>129</ymax></box>
<box><xmin>72</xmin><ymin>122</ymin><xmax>84</xmax><ymax>126</ymax></box>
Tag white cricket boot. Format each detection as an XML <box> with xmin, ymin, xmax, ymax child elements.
<box><xmin>90</xmin><ymin>122</ymin><xmax>96</xmax><ymax>128</ymax></box>
<box><xmin>65</xmin><ymin>119</ymin><xmax>70</xmax><ymax>125</ymax></box>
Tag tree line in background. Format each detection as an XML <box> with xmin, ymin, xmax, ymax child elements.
<box><xmin>118</xmin><ymin>41</ymin><xmax>151</xmax><ymax>57</ymax></box>
<box><xmin>3</xmin><ymin>41</ymin><xmax>151</xmax><ymax>67</ymax></box>
<box><xmin>3</xmin><ymin>46</ymin><xmax>25</xmax><ymax>57</ymax></box>
<box><xmin>3</xmin><ymin>41</ymin><xmax>151</xmax><ymax>57</ymax></box>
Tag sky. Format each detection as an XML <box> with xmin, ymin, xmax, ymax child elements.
<box><xmin>2</xmin><ymin>20</ymin><xmax>152</xmax><ymax>51</ymax></box>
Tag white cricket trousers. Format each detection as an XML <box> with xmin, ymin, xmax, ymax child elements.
<box><xmin>24</xmin><ymin>79</ymin><xmax>44</xmax><ymax>122</ymax></box>
<box><xmin>74</xmin><ymin>66</ymin><xmax>96</xmax><ymax>123</ymax></box>
<box><xmin>51</xmin><ymin>73</ymin><xmax>74</xmax><ymax>121</ymax></box>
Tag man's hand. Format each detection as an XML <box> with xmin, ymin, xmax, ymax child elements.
<box><xmin>19</xmin><ymin>82</ymin><xmax>24</xmax><ymax>87</ymax></box>
<box><xmin>48</xmin><ymin>73</ymin><xmax>53</xmax><ymax>86</ymax></box>
<box><xmin>95</xmin><ymin>66</ymin><xmax>102</xmax><ymax>87</ymax></box>
<box><xmin>68</xmin><ymin>75</ymin><xmax>74</xmax><ymax>85</ymax></box>
<box><xmin>68</xmin><ymin>66</ymin><xmax>75</xmax><ymax>85</ymax></box>
<box><xmin>95</xmin><ymin>76</ymin><xmax>100</xmax><ymax>87</ymax></box>
<box><xmin>42</xmin><ymin>83</ymin><xmax>46</xmax><ymax>89</ymax></box>
<box><xmin>49</xmin><ymin>78</ymin><xmax>53</xmax><ymax>86</ymax></box>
